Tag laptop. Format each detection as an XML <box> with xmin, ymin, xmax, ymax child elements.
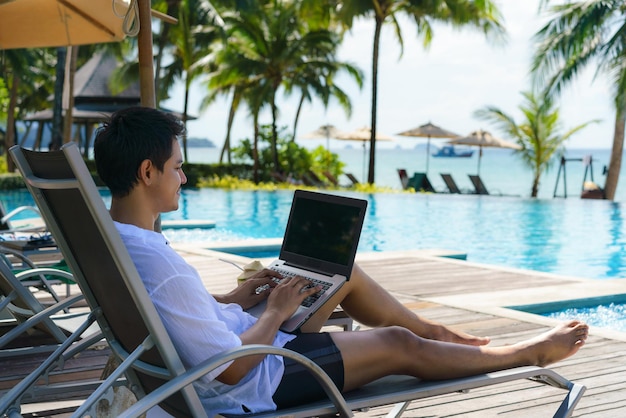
<box><xmin>246</xmin><ymin>189</ymin><xmax>367</xmax><ymax>333</ymax></box>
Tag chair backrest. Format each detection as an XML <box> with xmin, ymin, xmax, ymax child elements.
<box><xmin>0</xmin><ymin>260</ymin><xmax>67</xmax><ymax>344</ymax></box>
<box><xmin>469</xmin><ymin>175</ymin><xmax>489</xmax><ymax>195</ymax></box>
<box><xmin>408</xmin><ymin>172</ymin><xmax>435</xmax><ymax>193</ymax></box>
<box><xmin>0</xmin><ymin>201</ymin><xmax>11</xmax><ymax>231</ymax></box>
<box><xmin>397</xmin><ymin>169</ymin><xmax>409</xmax><ymax>189</ymax></box>
<box><xmin>440</xmin><ymin>174</ymin><xmax>461</xmax><ymax>194</ymax></box>
<box><xmin>345</xmin><ymin>172</ymin><xmax>360</xmax><ymax>185</ymax></box>
<box><xmin>9</xmin><ymin>144</ymin><xmax>205</xmax><ymax>417</ymax></box>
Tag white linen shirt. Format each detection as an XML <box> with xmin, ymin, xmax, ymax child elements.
<box><xmin>114</xmin><ymin>222</ymin><xmax>296</xmax><ymax>416</ymax></box>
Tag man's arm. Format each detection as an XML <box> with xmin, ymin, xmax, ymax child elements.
<box><xmin>216</xmin><ymin>276</ymin><xmax>320</xmax><ymax>385</ymax></box>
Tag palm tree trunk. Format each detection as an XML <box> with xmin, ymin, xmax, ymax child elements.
<box><xmin>291</xmin><ymin>93</ymin><xmax>306</xmax><ymax>142</ymax></box>
<box><xmin>219</xmin><ymin>91</ymin><xmax>239</xmax><ymax>164</ymax></box>
<box><xmin>604</xmin><ymin>111</ymin><xmax>625</xmax><ymax>200</ymax></box>
<box><xmin>63</xmin><ymin>46</ymin><xmax>78</xmax><ymax>146</ymax></box>
<box><xmin>5</xmin><ymin>72</ymin><xmax>19</xmax><ymax>172</ymax></box>
<box><xmin>531</xmin><ymin>173</ymin><xmax>540</xmax><ymax>198</ymax></box>
<box><xmin>253</xmin><ymin>114</ymin><xmax>260</xmax><ymax>183</ymax></box>
<box><xmin>154</xmin><ymin>1</ymin><xmax>180</xmax><ymax>106</ymax></box>
<box><xmin>368</xmin><ymin>16</ymin><xmax>383</xmax><ymax>184</ymax></box>
<box><xmin>182</xmin><ymin>75</ymin><xmax>190</xmax><ymax>162</ymax></box>
<box><xmin>50</xmin><ymin>47</ymin><xmax>67</xmax><ymax>151</ymax></box>
<box><xmin>270</xmin><ymin>93</ymin><xmax>280</xmax><ymax>172</ymax></box>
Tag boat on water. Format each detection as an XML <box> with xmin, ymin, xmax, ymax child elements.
<box><xmin>432</xmin><ymin>145</ymin><xmax>474</xmax><ymax>158</ymax></box>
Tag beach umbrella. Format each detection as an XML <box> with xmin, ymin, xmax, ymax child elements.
<box><xmin>448</xmin><ymin>129</ymin><xmax>521</xmax><ymax>175</ymax></box>
<box><xmin>301</xmin><ymin>124</ymin><xmax>346</xmax><ymax>169</ymax></box>
<box><xmin>0</xmin><ymin>0</ymin><xmax>176</xmax><ymax>106</ymax></box>
<box><xmin>336</xmin><ymin>126</ymin><xmax>394</xmax><ymax>181</ymax></box>
<box><xmin>397</xmin><ymin>122</ymin><xmax>461</xmax><ymax>175</ymax></box>
<box><xmin>301</xmin><ymin>124</ymin><xmax>346</xmax><ymax>151</ymax></box>
<box><xmin>0</xmin><ymin>0</ymin><xmax>132</xmax><ymax>49</ymax></box>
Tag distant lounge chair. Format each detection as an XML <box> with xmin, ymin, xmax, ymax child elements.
<box><xmin>0</xmin><ymin>201</ymin><xmax>45</xmax><ymax>234</ymax></box>
<box><xmin>397</xmin><ymin>169</ymin><xmax>409</xmax><ymax>189</ymax></box>
<box><xmin>322</xmin><ymin>171</ymin><xmax>340</xmax><ymax>187</ymax></box>
<box><xmin>407</xmin><ymin>172</ymin><xmax>436</xmax><ymax>193</ymax></box>
<box><xmin>345</xmin><ymin>172</ymin><xmax>360</xmax><ymax>185</ymax></box>
<box><xmin>469</xmin><ymin>175</ymin><xmax>490</xmax><ymax>195</ymax></box>
<box><xmin>440</xmin><ymin>173</ymin><xmax>462</xmax><ymax>194</ymax></box>
<box><xmin>468</xmin><ymin>175</ymin><xmax>519</xmax><ymax>197</ymax></box>
<box><xmin>270</xmin><ymin>171</ymin><xmax>288</xmax><ymax>183</ymax></box>
<box><xmin>307</xmin><ymin>170</ymin><xmax>327</xmax><ymax>187</ymax></box>
<box><xmin>0</xmin><ymin>260</ymin><xmax>100</xmax><ymax>356</ymax></box>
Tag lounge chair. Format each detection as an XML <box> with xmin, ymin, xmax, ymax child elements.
<box><xmin>469</xmin><ymin>174</ymin><xmax>490</xmax><ymax>195</ymax></box>
<box><xmin>468</xmin><ymin>174</ymin><xmax>518</xmax><ymax>197</ymax></box>
<box><xmin>407</xmin><ymin>172</ymin><xmax>436</xmax><ymax>193</ymax></box>
<box><xmin>440</xmin><ymin>173</ymin><xmax>461</xmax><ymax>194</ymax></box>
<box><xmin>0</xmin><ymin>201</ymin><xmax>45</xmax><ymax>234</ymax></box>
<box><xmin>0</xmin><ymin>260</ymin><xmax>105</xmax><ymax>407</ymax></box>
<box><xmin>322</xmin><ymin>171</ymin><xmax>340</xmax><ymax>187</ymax></box>
<box><xmin>440</xmin><ymin>173</ymin><xmax>473</xmax><ymax>194</ymax></box>
<box><xmin>345</xmin><ymin>172</ymin><xmax>360</xmax><ymax>186</ymax></box>
<box><xmin>1</xmin><ymin>246</ymin><xmax>71</xmax><ymax>304</ymax></box>
<box><xmin>5</xmin><ymin>143</ymin><xmax>586</xmax><ymax>418</ymax></box>
<box><xmin>0</xmin><ymin>260</ymin><xmax>87</xmax><ymax>355</ymax></box>
<box><xmin>397</xmin><ymin>168</ymin><xmax>409</xmax><ymax>189</ymax></box>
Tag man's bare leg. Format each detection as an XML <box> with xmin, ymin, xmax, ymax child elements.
<box><xmin>331</xmin><ymin>320</ymin><xmax>588</xmax><ymax>392</ymax></box>
<box><xmin>301</xmin><ymin>264</ymin><xmax>489</xmax><ymax>346</ymax></box>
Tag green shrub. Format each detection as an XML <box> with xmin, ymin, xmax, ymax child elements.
<box><xmin>0</xmin><ymin>173</ymin><xmax>25</xmax><ymax>190</ymax></box>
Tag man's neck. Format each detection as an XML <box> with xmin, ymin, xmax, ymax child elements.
<box><xmin>109</xmin><ymin>196</ymin><xmax>158</xmax><ymax>231</ymax></box>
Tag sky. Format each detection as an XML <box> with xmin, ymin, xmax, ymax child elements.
<box><xmin>163</xmin><ymin>1</ymin><xmax>614</xmax><ymax>151</ymax></box>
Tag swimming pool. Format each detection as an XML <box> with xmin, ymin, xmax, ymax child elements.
<box><xmin>3</xmin><ymin>188</ymin><xmax>626</xmax><ymax>280</ymax></box>
<box><xmin>509</xmin><ymin>295</ymin><xmax>626</xmax><ymax>333</ymax></box>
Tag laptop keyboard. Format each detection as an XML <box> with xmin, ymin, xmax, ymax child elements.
<box><xmin>272</xmin><ymin>267</ymin><xmax>332</xmax><ymax>307</ymax></box>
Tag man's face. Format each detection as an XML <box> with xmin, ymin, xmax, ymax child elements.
<box><xmin>150</xmin><ymin>140</ymin><xmax>187</xmax><ymax>213</ymax></box>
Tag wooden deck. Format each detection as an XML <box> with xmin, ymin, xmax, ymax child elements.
<box><xmin>9</xmin><ymin>247</ymin><xmax>626</xmax><ymax>416</ymax></box>
<box><xmin>175</xmin><ymin>246</ymin><xmax>626</xmax><ymax>417</ymax></box>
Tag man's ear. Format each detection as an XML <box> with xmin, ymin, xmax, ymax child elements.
<box><xmin>137</xmin><ymin>159</ymin><xmax>154</xmax><ymax>185</ymax></box>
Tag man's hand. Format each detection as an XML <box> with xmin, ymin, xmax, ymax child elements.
<box><xmin>264</xmin><ymin>276</ymin><xmax>321</xmax><ymax>323</ymax></box>
<box><xmin>219</xmin><ymin>268</ymin><xmax>283</xmax><ymax>310</ymax></box>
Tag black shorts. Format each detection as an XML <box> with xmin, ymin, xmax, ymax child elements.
<box><xmin>272</xmin><ymin>332</ymin><xmax>344</xmax><ymax>409</ymax></box>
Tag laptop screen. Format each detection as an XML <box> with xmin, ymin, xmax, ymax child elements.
<box><xmin>280</xmin><ymin>190</ymin><xmax>367</xmax><ymax>278</ymax></box>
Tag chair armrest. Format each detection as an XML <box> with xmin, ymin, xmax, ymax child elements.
<box><xmin>118</xmin><ymin>344</ymin><xmax>353</xmax><ymax>418</ymax></box>
<box><xmin>1</xmin><ymin>206</ymin><xmax>41</xmax><ymax>224</ymax></box>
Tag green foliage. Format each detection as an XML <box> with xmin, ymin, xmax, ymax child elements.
<box><xmin>232</xmin><ymin>124</ymin><xmax>345</xmax><ymax>182</ymax></box>
<box><xmin>0</xmin><ymin>77</ymin><xmax>8</xmax><ymax>119</ymax></box>
<box><xmin>0</xmin><ymin>173</ymin><xmax>25</xmax><ymax>190</ymax></box>
<box><xmin>476</xmin><ymin>89</ymin><xmax>598</xmax><ymax>197</ymax></box>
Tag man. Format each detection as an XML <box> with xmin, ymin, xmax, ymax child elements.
<box><xmin>94</xmin><ymin>106</ymin><xmax>588</xmax><ymax>416</ymax></box>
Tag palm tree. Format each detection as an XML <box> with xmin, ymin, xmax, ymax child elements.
<box><xmin>202</xmin><ymin>45</ymin><xmax>257</xmax><ymax>164</ymax></box>
<box><xmin>207</xmin><ymin>1</ymin><xmax>350</xmax><ymax>173</ymax></box>
<box><xmin>286</xmin><ymin>54</ymin><xmax>363</xmax><ymax>142</ymax></box>
<box><xmin>336</xmin><ymin>0</ymin><xmax>504</xmax><ymax>184</ymax></box>
<box><xmin>532</xmin><ymin>0</ymin><xmax>626</xmax><ymax>200</ymax></box>
<box><xmin>1</xmin><ymin>49</ymin><xmax>54</xmax><ymax>170</ymax></box>
<box><xmin>159</xmin><ymin>0</ymin><xmax>222</xmax><ymax>161</ymax></box>
<box><xmin>476</xmin><ymin>90</ymin><xmax>598</xmax><ymax>198</ymax></box>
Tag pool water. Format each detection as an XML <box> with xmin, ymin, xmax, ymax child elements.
<box><xmin>545</xmin><ymin>304</ymin><xmax>626</xmax><ymax>333</ymax></box>
<box><xmin>3</xmin><ymin>188</ymin><xmax>626</xmax><ymax>280</ymax></box>
<box><xmin>510</xmin><ymin>295</ymin><xmax>626</xmax><ymax>333</ymax></box>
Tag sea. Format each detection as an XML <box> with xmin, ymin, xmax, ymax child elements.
<box><xmin>185</xmin><ymin>145</ymin><xmax>618</xmax><ymax>201</ymax></box>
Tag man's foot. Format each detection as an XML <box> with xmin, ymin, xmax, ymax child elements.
<box><xmin>518</xmin><ymin>321</ymin><xmax>589</xmax><ymax>367</ymax></box>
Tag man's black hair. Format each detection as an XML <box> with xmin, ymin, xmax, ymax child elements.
<box><xmin>94</xmin><ymin>106</ymin><xmax>185</xmax><ymax>197</ymax></box>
